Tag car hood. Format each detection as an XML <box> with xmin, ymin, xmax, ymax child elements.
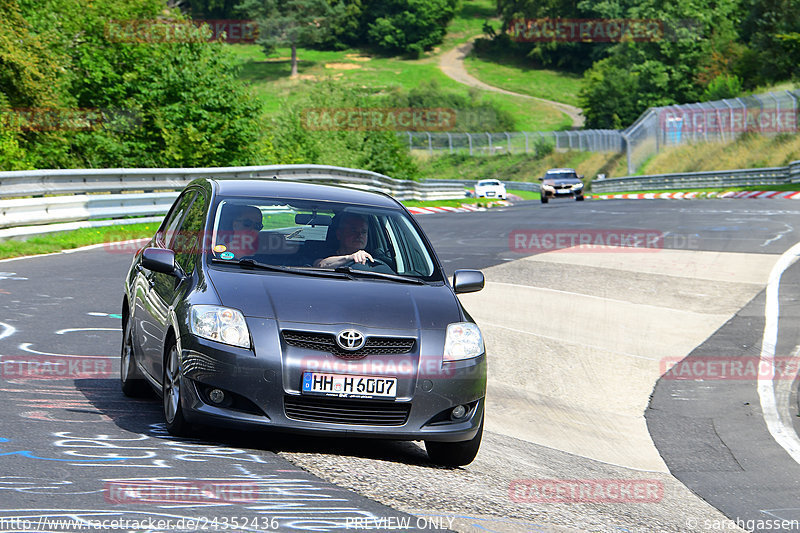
<box><xmin>544</xmin><ymin>177</ymin><xmax>582</xmax><ymax>186</ymax></box>
<box><xmin>207</xmin><ymin>268</ymin><xmax>463</xmax><ymax>330</ymax></box>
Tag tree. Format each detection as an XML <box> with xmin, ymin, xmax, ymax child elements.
<box><xmin>364</xmin><ymin>0</ymin><xmax>459</xmax><ymax>58</ymax></box>
<box><xmin>238</xmin><ymin>0</ymin><xmax>341</xmax><ymax>77</ymax></box>
<box><xmin>9</xmin><ymin>0</ymin><xmax>262</xmax><ymax>169</ymax></box>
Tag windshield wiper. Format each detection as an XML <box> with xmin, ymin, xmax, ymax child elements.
<box><xmin>211</xmin><ymin>258</ymin><xmax>352</xmax><ymax>279</ymax></box>
<box><xmin>333</xmin><ymin>266</ymin><xmax>425</xmax><ymax>284</ymax></box>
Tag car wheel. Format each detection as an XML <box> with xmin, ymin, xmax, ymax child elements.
<box><xmin>540</xmin><ymin>196</ymin><xmax>549</xmax><ymax>204</ymax></box>
<box><xmin>163</xmin><ymin>341</ymin><xmax>191</xmax><ymax>436</ymax></box>
<box><xmin>424</xmin><ymin>414</ymin><xmax>483</xmax><ymax>467</ymax></box>
<box><xmin>576</xmin><ymin>195</ymin><xmax>584</xmax><ymax>201</ymax></box>
<box><xmin>120</xmin><ymin>314</ymin><xmax>148</xmax><ymax>397</ymax></box>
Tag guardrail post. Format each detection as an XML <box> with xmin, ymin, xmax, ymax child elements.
<box><xmin>506</xmin><ymin>132</ymin><xmax>511</xmax><ymax>153</ymax></box>
<box><xmin>466</xmin><ymin>133</ymin><xmax>473</xmax><ymax>155</ymax></box>
<box><xmin>446</xmin><ymin>133</ymin><xmax>453</xmax><ymax>154</ymax></box>
<box><xmin>523</xmin><ymin>132</ymin><xmax>529</xmax><ymax>153</ymax></box>
<box><xmin>486</xmin><ymin>132</ymin><xmax>492</xmax><ymax>154</ymax></box>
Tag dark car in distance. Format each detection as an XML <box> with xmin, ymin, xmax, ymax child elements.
<box><xmin>121</xmin><ymin>177</ymin><xmax>487</xmax><ymax>466</ymax></box>
<box><xmin>540</xmin><ymin>168</ymin><xmax>585</xmax><ymax>203</ymax></box>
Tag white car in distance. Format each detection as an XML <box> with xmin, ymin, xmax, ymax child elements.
<box><xmin>474</xmin><ymin>179</ymin><xmax>507</xmax><ymax>200</ymax></box>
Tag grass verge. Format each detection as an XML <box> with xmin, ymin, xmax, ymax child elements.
<box><xmin>0</xmin><ymin>223</ymin><xmax>154</xmax><ymax>261</ymax></box>
<box><xmin>463</xmin><ymin>53</ymin><xmax>585</xmax><ymax>108</ymax></box>
<box><xmin>593</xmin><ymin>184</ymin><xmax>800</xmax><ymax>196</ymax></box>
<box><xmin>414</xmin><ymin>150</ymin><xmax>621</xmax><ymax>185</ymax></box>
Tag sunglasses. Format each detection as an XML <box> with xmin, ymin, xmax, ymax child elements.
<box><xmin>235</xmin><ymin>218</ymin><xmax>262</xmax><ymax>230</ymax></box>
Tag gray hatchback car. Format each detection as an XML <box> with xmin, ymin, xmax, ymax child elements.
<box><xmin>121</xmin><ymin>177</ymin><xmax>487</xmax><ymax>466</ymax></box>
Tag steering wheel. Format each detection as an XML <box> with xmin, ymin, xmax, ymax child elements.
<box><xmin>343</xmin><ymin>257</ymin><xmax>394</xmax><ymax>273</ymax></box>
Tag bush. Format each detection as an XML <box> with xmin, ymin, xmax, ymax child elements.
<box><xmin>365</xmin><ymin>0</ymin><xmax>458</xmax><ymax>57</ymax></box>
<box><xmin>261</xmin><ymin>83</ymin><xmax>419</xmax><ymax>179</ymax></box>
<box><xmin>702</xmin><ymin>75</ymin><xmax>743</xmax><ymax>101</ymax></box>
<box><xmin>532</xmin><ymin>136</ymin><xmax>554</xmax><ymax>158</ymax></box>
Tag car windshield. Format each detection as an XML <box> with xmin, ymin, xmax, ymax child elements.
<box><xmin>207</xmin><ymin>197</ymin><xmax>442</xmax><ymax>282</ymax></box>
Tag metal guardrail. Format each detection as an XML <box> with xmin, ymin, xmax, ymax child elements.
<box><xmin>592</xmin><ymin>160</ymin><xmax>800</xmax><ymax>193</ymax></box>
<box><xmin>424</xmin><ymin>179</ymin><xmax>540</xmax><ymax>192</ymax></box>
<box><xmin>0</xmin><ymin>165</ymin><xmax>467</xmax><ymax>239</ymax></box>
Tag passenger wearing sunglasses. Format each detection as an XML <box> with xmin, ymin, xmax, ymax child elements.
<box><xmin>217</xmin><ymin>204</ymin><xmax>263</xmax><ymax>257</ymax></box>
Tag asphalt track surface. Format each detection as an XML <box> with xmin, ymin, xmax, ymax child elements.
<box><xmin>1</xmin><ymin>198</ymin><xmax>800</xmax><ymax>532</ymax></box>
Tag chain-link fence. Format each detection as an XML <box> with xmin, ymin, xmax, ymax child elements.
<box><xmin>401</xmin><ymin>89</ymin><xmax>800</xmax><ymax>175</ymax></box>
<box><xmin>400</xmin><ymin>130</ymin><xmax>624</xmax><ymax>156</ymax></box>
<box><xmin>623</xmin><ymin>90</ymin><xmax>800</xmax><ymax>173</ymax></box>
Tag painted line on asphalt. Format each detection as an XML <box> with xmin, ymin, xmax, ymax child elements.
<box><xmin>758</xmin><ymin>240</ymin><xmax>800</xmax><ymax>465</ymax></box>
<box><xmin>0</xmin><ymin>322</ymin><xmax>16</xmax><ymax>341</ymax></box>
<box><xmin>55</xmin><ymin>328</ymin><xmax>120</xmax><ymax>335</ymax></box>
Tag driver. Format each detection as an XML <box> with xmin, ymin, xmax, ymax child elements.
<box><xmin>314</xmin><ymin>213</ymin><xmax>373</xmax><ymax>268</ymax></box>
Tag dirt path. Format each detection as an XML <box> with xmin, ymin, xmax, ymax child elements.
<box><xmin>439</xmin><ymin>40</ymin><xmax>585</xmax><ymax>129</ymax></box>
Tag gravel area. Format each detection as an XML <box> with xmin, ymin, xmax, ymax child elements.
<box><xmin>276</xmin><ymin>430</ymin><xmax>744</xmax><ymax>532</ymax></box>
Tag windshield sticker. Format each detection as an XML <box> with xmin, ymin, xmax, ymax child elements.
<box><xmin>213</xmin><ymin>244</ymin><xmax>227</xmax><ymax>253</ymax></box>
<box><xmin>220</xmin><ymin>252</ymin><xmax>235</xmax><ymax>260</ymax></box>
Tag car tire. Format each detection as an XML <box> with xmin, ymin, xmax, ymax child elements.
<box><xmin>425</xmin><ymin>414</ymin><xmax>483</xmax><ymax>467</ymax></box>
<box><xmin>540</xmin><ymin>196</ymin><xmax>549</xmax><ymax>204</ymax></box>
<box><xmin>120</xmin><ymin>314</ymin><xmax>149</xmax><ymax>397</ymax></box>
<box><xmin>163</xmin><ymin>341</ymin><xmax>192</xmax><ymax>437</ymax></box>
<box><xmin>576</xmin><ymin>195</ymin><xmax>584</xmax><ymax>201</ymax></box>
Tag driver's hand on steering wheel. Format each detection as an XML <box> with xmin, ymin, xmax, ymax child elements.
<box><xmin>349</xmin><ymin>250</ymin><xmax>373</xmax><ymax>264</ymax></box>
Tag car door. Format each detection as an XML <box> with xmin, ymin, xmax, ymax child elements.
<box><xmin>137</xmin><ymin>190</ymin><xmax>197</xmax><ymax>382</ymax></box>
<box><xmin>151</xmin><ymin>190</ymin><xmax>209</xmax><ymax>385</ymax></box>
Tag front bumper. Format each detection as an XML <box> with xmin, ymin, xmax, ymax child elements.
<box><xmin>177</xmin><ymin>326</ymin><xmax>487</xmax><ymax>442</ymax></box>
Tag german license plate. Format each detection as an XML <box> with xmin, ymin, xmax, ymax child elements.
<box><xmin>302</xmin><ymin>372</ymin><xmax>397</xmax><ymax>399</ymax></box>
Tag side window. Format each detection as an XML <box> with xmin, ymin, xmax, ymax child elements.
<box><xmin>389</xmin><ymin>216</ymin><xmax>434</xmax><ymax>277</ymax></box>
<box><xmin>172</xmin><ymin>192</ymin><xmax>208</xmax><ymax>274</ymax></box>
<box><xmin>161</xmin><ymin>192</ymin><xmax>197</xmax><ymax>248</ymax></box>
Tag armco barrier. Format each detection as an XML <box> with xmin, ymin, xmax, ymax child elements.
<box><xmin>592</xmin><ymin>161</ymin><xmax>799</xmax><ymax>194</ymax></box>
<box><xmin>0</xmin><ymin>165</ymin><xmax>466</xmax><ymax>239</ymax></box>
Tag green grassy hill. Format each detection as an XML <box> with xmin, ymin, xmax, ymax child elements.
<box><xmin>229</xmin><ymin>0</ymin><xmax>581</xmax><ymax>132</ymax></box>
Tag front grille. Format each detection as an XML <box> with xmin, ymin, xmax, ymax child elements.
<box><xmin>282</xmin><ymin>330</ymin><xmax>415</xmax><ymax>359</ymax></box>
<box><xmin>284</xmin><ymin>396</ymin><xmax>410</xmax><ymax>426</ymax></box>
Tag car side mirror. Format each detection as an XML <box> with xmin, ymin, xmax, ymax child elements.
<box><xmin>142</xmin><ymin>248</ymin><xmax>177</xmax><ymax>275</ymax></box>
<box><xmin>453</xmin><ymin>269</ymin><xmax>484</xmax><ymax>294</ymax></box>
<box><xmin>538</xmin><ymin>177</ymin><xmax>544</xmax><ymax>181</ymax></box>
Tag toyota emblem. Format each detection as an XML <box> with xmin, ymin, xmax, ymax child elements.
<box><xmin>337</xmin><ymin>329</ymin><xmax>365</xmax><ymax>351</ymax></box>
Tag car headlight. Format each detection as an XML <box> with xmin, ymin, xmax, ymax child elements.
<box><xmin>572</xmin><ymin>183</ymin><xmax>584</xmax><ymax>189</ymax></box>
<box><xmin>444</xmin><ymin>322</ymin><xmax>484</xmax><ymax>361</ymax></box>
<box><xmin>542</xmin><ymin>184</ymin><xmax>555</xmax><ymax>191</ymax></box>
<box><xmin>190</xmin><ymin>305</ymin><xmax>251</xmax><ymax>349</ymax></box>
